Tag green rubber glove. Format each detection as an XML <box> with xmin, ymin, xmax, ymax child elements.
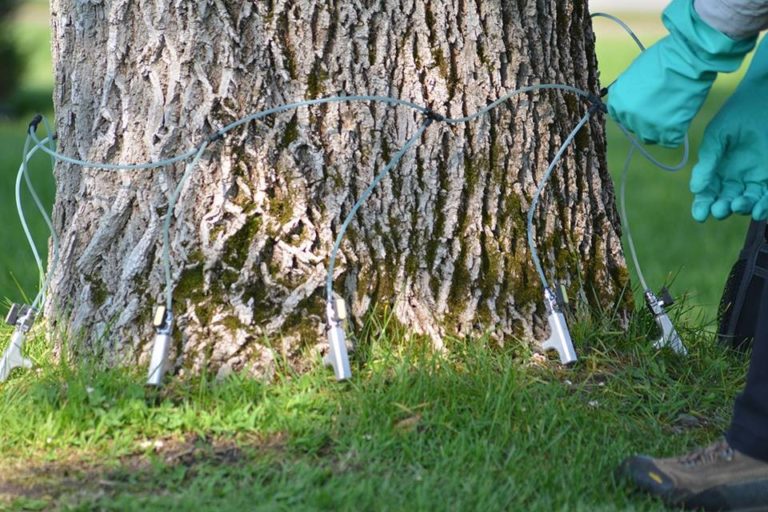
<box><xmin>690</xmin><ymin>37</ymin><xmax>768</xmax><ymax>222</ymax></box>
<box><xmin>607</xmin><ymin>0</ymin><xmax>755</xmax><ymax>148</ymax></box>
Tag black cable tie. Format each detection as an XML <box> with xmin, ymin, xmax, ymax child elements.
<box><xmin>207</xmin><ymin>130</ymin><xmax>225</xmax><ymax>143</ymax></box>
<box><xmin>424</xmin><ymin>109</ymin><xmax>445</xmax><ymax>123</ymax></box>
<box><xmin>599</xmin><ymin>87</ymin><xmax>609</xmax><ymax>98</ymax></box>
<box><xmin>28</xmin><ymin>114</ymin><xmax>43</xmax><ymax>134</ymax></box>
<box><xmin>587</xmin><ymin>93</ymin><xmax>607</xmax><ymax>114</ymax></box>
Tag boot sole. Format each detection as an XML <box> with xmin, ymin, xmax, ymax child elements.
<box><xmin>618</xmin><ymin>456</ymin><xmax>768</xmax><ymax>511</ymax></box>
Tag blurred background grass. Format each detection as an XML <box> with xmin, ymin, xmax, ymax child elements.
<box><xmin>0</xmin><ymin>5</ymin><xmax>751</xmax><ymax>325</ymax></box>
<box><xmin>0</xmin><ymin>0</ymin><xmax>54</xmax><ymax>312</ymax></box>
<box><xmin>593</xmin><ymin>12</ymin><xmax>752</xmax><ymax>325</ymax></box>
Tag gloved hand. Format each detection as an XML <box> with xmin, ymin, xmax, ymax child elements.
<box><xmin>607</xmin><ymin>0</ymin><xmax>755</xmax><ymax>148</ymax></box>
<box><xmin>690</xmin><ymin>37</ymin><xmax>768</xmax><ymax>222</ymax></box>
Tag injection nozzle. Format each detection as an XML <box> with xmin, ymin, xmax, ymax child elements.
<box><xmin>0</xmin><ymin>304</ymin><xmax>36</xmax><ymax>382</ymax></box>
<box><xmin>146</xmin><ymin>305</ymin><xmax>173</xmax><ymax>387</ymax></box>
<box><xmin>540</xmin><ymin>288</ymin><xmax>578</xmax><ymax>365</ymax></box>
<box><xmin>644</xmin><ymin>288</ymin><xmax>687</xmax><ymax>356</ymax></box>
<box><xmin>323</xmin><ymin>297</ymin><xmax>351</xmax><ymax>381</ymax></box>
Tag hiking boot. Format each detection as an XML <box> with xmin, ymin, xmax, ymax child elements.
<box><xmin>618</xmin><ymin>439</ymin><xmax>768</xmax><ymax>511</ymax></box>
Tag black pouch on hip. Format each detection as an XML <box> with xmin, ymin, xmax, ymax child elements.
<box><xmin>718</xmin><ymin>220</ymin><xmax>768</xmax><ymax>352</ymax></box>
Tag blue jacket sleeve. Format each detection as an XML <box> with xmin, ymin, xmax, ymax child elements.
<box><xmin>695</xmin><ymin>0</ymin><xmax>768</xmax><ymax>39</ymax></box>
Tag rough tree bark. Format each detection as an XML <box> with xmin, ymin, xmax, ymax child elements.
<box><xmin>47</xmin><ymin>0</ymin><xmax>629</xmax><ymax>378</ymax></box>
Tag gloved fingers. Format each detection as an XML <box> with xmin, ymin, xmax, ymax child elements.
<box><xmin>609</xmin><ymin>103</ymin><xmax>663</xmax><ymax>147</ymax></box>
<box><xmin>656</xmin><ymin>126</ymin><xmax>686</xmax><ymax>148</ymax></box>
<box><xmin>636</xmin><ymin>130</ymin><xmax>657</xmax><ymax>146</ymax></box>
<box><xmin>711</xmin><ymin>180</ymin><xmax>743</xmax><ymax>220</ymax></box>
<box><xmin>690</xmin><ymin>138</ymin><xmax>725</xmax><ymax>195</ymax></box>
<box><xmin>732</xmin><ymin>182</ymin><xmax>765</xmax><ymax>215</ymax></box>
<box><xmin>753</xmin><ymin>194</ymin><xmax>768</xmax><ymax>221</ymax></box>
<box><xmin>692</xmin><ymin>190</ymin><xmax>717</xmax><ymax>223</ymax></box>
<box><xmin>690</xmin><ymin>161</ymin><xmax>721</xmax><ymax>224</ymax></box>
<box><xmin>611</xmin><ymin>109</ymin><xmax>679</xmax><ymax>148</ymax></box>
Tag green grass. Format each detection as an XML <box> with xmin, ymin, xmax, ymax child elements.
<box><xmin>0</xmin><ymin>11</ymin><xmax>757</xmax><ymax>511</ymax></box>
<box><xmin>0</xmin><ymin>308</ymin><xmax>750</xmax><ymax>510</ymax></box>
<box><xmin>0</xmin><ymin>2</ymin><xmax>54</xmax><ymax>313</ymax></box>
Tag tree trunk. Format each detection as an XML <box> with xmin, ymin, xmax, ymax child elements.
<box><xmin>48</xmin><ymin>0</ymin><xmax>628</xmax><ymax>378</ymax></box>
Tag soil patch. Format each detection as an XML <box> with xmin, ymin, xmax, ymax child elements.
<box><xmin>0</xmin><ymin>432</ymin><xmax>288</xmax><ymax>510</ymax></box>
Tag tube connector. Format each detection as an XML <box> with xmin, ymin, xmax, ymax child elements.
<box><xmin>424</xmin><ymin>109</ymin><xmax>446</xmax><ymax>123</ymax></box>
<box><xmin>540</xmin><ymin>288</ymin><xmax>578</xmax><ymax>365</ymax></box>
<box><xmin>146</xmin><ymin>305</ymin><xmax>174</xmax><ymax>387</ymax></box>
<box><xmin>644</xmin><ymin>288</ymin><xmax>687</xmax><ymax>355</ymax></box>
<box><xmin>27</xmin><ymin>114</ymin><xmax>43</xmax><ymax>134</ymax></box>
<box><xmin>323</xmin><ymin>297</ymin><xmax>351</xmax><ymax>381</ymax></box>
<box><xmin>0</xmin><ymin>304</ymin><xmax>37</xmax><ymax>382</ymax></box>
<box><xmin>587</xmin><ymin>93</ymin><xmax>607</xmax><ymax>114</ymax></box>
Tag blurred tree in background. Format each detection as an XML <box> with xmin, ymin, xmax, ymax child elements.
<box><xmin>0</xmin><ymin>0</ymin><xmax>23</xmax><ymax>111</ymax></box>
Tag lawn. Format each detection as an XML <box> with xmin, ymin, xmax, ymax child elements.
<box><xmin>0</xmin><ymin>312</ymin><xmax>750</xmax><ymax>510</ymax></box>
<box><xmin>0</xmin><ymin>7</ymin><xmax>757</xmax><ymax>511</ymax></box>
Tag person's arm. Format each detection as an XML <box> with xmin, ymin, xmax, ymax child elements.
<box><xmin>607</xmin><ymin>0</ymin><xmax>756</xmax><ymax>147</ymax></box>
<box><xmin>695</xmin><ymin>0</ymin><xmax>768</xmax><ymax>39</ymax></box>
<box><xmin>690</xmin><ymin>36</ymin><xmax>768</xmax><ymax>222</ymax></box>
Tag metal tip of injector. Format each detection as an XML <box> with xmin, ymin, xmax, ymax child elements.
<box><xmin>0</xmin><ymin>333</ymin><xmax>33</xmax><ymax>383</ymax></box>
<box><xmin>146</xmin><ymin>332</ymin><xmax>172</xmax><ymax>387</ymax></box>
<box><xmin>146</xmin><ymin>307</ymin><xmax>173</xmax><ymax>387</ymax></box>
<box><xmin>0</xmin><ymin>305</ymin><xmax>37</xmax><ymax>382</ymax></box>
<box><xmin>324</xmin><ymin>299</ymin><xmax>352</xmax><ymax>381</ymax></box>
<box><xmin>651</xmin><ymin>312</ymin><xmax>687</xmax><ymax>356</ymax></box>
<box><xmin>644</xmin><ymin>290</ymin><xmax>687</xmax><ymax>356</ymax></box>
<box><xmin>540</xmin><ymin>289</ymin><xmax>578</xmax><ymax>365</ymax></box>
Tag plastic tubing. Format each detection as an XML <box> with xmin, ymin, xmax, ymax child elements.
<box><xmin>325</xmin><ymin>120</ymin><xmax>431</xmax><ymax>302</ymax></box>
<box><xmin>15</xmin><ymin>132</ymin><xmax>59</xmax><ymax>310</ymax></box>
<box><xmin>526</xmin><ymin>112</ymin><xmax>593</xmax><ymax>290</ymax></box>
<box><xmin>593</xmin><ymin>11</ymin><xmax>693</xmax><ymax>295</ymax></box>
<box><xmin>162</xmin><ymin>141</ymin><xmax>209</xmax><ymax>311</ymax></box>
<box><xmin>619</xmin><ymin>146</ymin><xmax>650</xmax><ymax>291</ymax></box>
<box><xmin>20</xmin><ymin>85</ymin><xmax>602</xmax><ymax>327</ymax></box>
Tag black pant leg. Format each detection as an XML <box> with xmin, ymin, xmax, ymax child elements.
<box><xmin>727</xmin><ymin>283</ymin><xmax>768</xmax><ymax>463</ymax></box>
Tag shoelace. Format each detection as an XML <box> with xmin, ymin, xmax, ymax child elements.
<box><xmin>679</xmin><ymin>440</ymin><xmax>735</xmax><ymax>468</ymax></box>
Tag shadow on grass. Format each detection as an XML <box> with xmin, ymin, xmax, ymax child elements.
<box><xmin>0</xmin><ymin>433</ymin><xmax>290</xmax><ymax>510</ymax></box>
<box><xmin>0</xmin><ymin>300</ymin><xmax>750</xmax><ymax>511</ymax></box>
